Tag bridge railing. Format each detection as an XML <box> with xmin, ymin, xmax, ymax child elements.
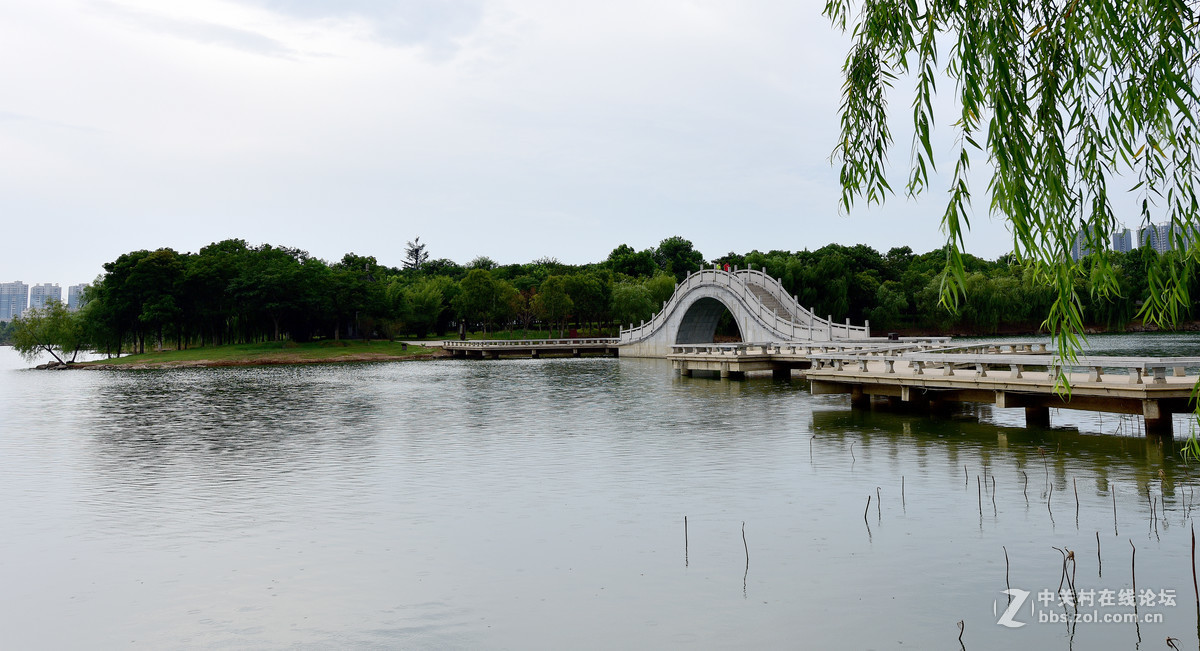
<box><xmin>619</xmin><ymin>266</ymin><xmax>873</xmax><ymax>344</ymax></box>
<box><xmin>733</xmin><ymin>267</ymin><xmax>872</xmax><ymax>339</ymax></box>
<box><xmin>618</xmin><ymin>268</ymin><xmax>735</xmax><ymax>343</ymax></box>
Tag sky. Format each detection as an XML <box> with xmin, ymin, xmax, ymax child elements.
<box><xmin>1</xmin><ymin>0</ymin><xmax>1024</xmax><ymax>289</ymax></box>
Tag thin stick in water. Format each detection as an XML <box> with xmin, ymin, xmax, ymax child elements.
<box><xmin>849</xmin><ymin>441</ymin><xmax>855</xmax><ymax>464</ymax></box>
<box><xmin>1096</xmin><ymin>531</ymin><xmax>1102</xmax><ymax>578</ymax></box>
<box><xmin>1191</xmin><ymin>523</ymin><xmax>1197</xmax><ymax>613</ymax></box>
<box><xmin>1112</xmin><ymin>487</ymin><xmax>1118</xmax><ymax>534</ymax></box>
<box><xmin>742</xmin><ymin>521</ymin><xmax>749</xmax><ymax>563</ymax></box>
<box><xmin>1053</xmin><ymin>546</ymin><xmax>1068</xmax><ymax>593</ymax></box>
<box><xmin>957</xmin><ymin>620</ymin><xmax>965</xmax><ymax>650</ymax></box>
<box><xmin>1073</xmin><ymin>477</ymin><xmax>1079</xmax><ymax>516</ymax></box>
<box><xmin>902</xmin><ymin>475</ymin><xmax>906</xmax><ymax>509</ymax></box>
<box><xmin>1047</xmin><ymin>482</ymin><xmax>1054</xmax><ymax>516</ymax></box>
<box><xmin>864</xmin><ymin>495</ymin><xmax>871</xmax><ymax>526</ymax></box>
<box><xmin>1003</xmin><ymin>545</ymin><xmax>1011</xmax><ymax>594</ymax></box>
<box><xmin>1130</xmin><ymin>539</ymin><xmax>1137</xmax><ymax>611</ymax></box>
<box><xmin>977</xmin><ymin>476</ymin><xmax>982</xmax><ymax>517</ymax></box>
<box><xmin>991</xmin><ymin>476</ymin><xmax>997</xmax><ymax>515</ymax></box>
<box><xmin>742</xmin><ymin>521</ymin><xmax>749</xmax><ymax>598</ymax></box>
<box><xmin>1022</xmin><ymin>471</ymin><xmax>1029</xmax><ymax>503</ymax></box>
<box><xmin>876</xmin><ymin>487</ymin><xmax>881</xmax><ymax>520</ymax></box>
<box><xmin>684</xmin><ymin>515</ymin><xmax>688</xmax><ymax>567</ymax></box>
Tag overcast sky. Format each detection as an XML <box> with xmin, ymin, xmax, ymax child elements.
<box><xmin>2</xmin><ymin>0</ymin><xmax>1023</xmax><ymax>288</ymax></box>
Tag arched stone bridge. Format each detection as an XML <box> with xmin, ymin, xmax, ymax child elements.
<box><xmin>618</xmin><ymin>267</ymin><xmax>873</xmax><ymax>358</ymax></box>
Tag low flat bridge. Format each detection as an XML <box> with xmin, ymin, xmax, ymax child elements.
<box><xmin>444</xmin><ymin>338</ymin><xmax>620</xmax><ymax>359</ymax></box>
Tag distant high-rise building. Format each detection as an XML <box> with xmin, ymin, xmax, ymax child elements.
<box><xmin>0</xmin><ymin>281</ymin><xmax>29</xmax><ymax>321</ymax></box>
<box><xmin>1151</xmin><ymin>224</ymin><xmax>1171</xmax><ymax>254</ymax></box>
<box><xmin>67</xmin><ymin>284</ymin><xmax>87</xmax><ymax>311</ymax></box>
<box><xmin>1112</xmin><ymin>228</ymin><xmax>1134</xmax><ymax>253</ymax></box>
<box><xmin>1070</xmin><ymin>228</ymin><xmax>1095</xmax><ymax>261</ymax></box>
<box><xmin>29</xmin><ymin>283</ymin><xmax>61</xmax><ymax>311</ymax></box>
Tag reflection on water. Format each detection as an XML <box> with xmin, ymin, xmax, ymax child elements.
<box><xmin>1</xmin><ymin>346</ymin><xmax>1199</xmax><ymax>649</ymax></box>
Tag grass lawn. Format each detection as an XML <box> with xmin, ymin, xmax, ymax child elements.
<box><xmin>81</xmin><ymin>340</ymin><xmax>441</xmax><ymax>368</ymax></box>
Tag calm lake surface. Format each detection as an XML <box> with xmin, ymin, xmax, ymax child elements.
<box><xmin>3</xmin><ymin>334</ymin><xmax>1200</xmax><ymax>649</ymax></box>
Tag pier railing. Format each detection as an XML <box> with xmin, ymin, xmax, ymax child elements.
<box><xmin>803</xmin><ymin>346</ymin><xmax>1200</xmax><ymax>385</ymax></box>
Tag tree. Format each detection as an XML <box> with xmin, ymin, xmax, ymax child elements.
<box><xmin>404</xmin><ymin>237</ymin><xmax>429</xmax><ymax>271</ymax></box>
<box><xmin>469</xmin><ymin>256</ymin><xmax>498</xmax><ymax>271</ymax></box>
<box><xmin>330</xmin><ymin>253</ymin><xmax>386</xmax><ymax>341</ymax></box>
<box><xmin>405</xmin><ymin>278</ymin><xmax>445</xmax><ymax>338</ymax></box>
<box><xmin>564</xmin><ymin>273</ymin><xmax>608</xmax><ymax>332</ymax></box>
<box><xmin>127</xmin><ymin>248</ymin><xmax>185</xmax><ymax>352</ymax></box>
<box><xmin>644</xmin><ymin>273</ymin><xmax>677</xmax><ymax>309</ymax></box>
<box><xmin>611</xmin><ymin>282</ymin><xmax>656</xmax><ymax>327</ymax></box>
<box><xmin>654</xmin><ymin>236</ymin><xmax>705</xmax><ymax>281</ymax></box>
<box><xmin>825</xmin><ymin>0</ymin><xmax>1200</xmax><ymax>363</ymax></box>
<box><xmin>509</xmin><ymin>287</ymin><xmax>539</xmax><ymax>336</ymax></box>
<box><xmin>453</xmin><ymin>269</ymin><xmax>499</xmax><ymax>335</ymax></box>
<box><xmin>491</xmin><ymin>280</ymin><xmax>518</xmax><ymax>334</ymax></box>
<box><xmin>534</xmin><ymin>276</ymin><xmax>573</xmax><ymax>338</ymax></box>
<box><xmin>12</xmin><ymin>300</ymin><xmax>85</xmax><ymax>364</ymax></box>
<box><xmin>606</xmin><ymin>244</ymin><xmax>658</xmax><ymax>278</ymax></box>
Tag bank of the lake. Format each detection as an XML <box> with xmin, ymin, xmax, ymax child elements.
<box><xmin>72</xmin><ymin>340</ymin><xmax>446</xmax><ymax>369</ymax></box>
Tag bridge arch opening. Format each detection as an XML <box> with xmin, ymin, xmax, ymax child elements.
<box><xmin>674</xmin><ymin>297</ymin><xmax>743</xmax><ymax>344</ymax></box>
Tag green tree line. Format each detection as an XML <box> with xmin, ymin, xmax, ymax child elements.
<box><xmin>7</xmin><ymin>235</ymin><xmax>1193</xmax><ymax>360</ymax></box>
<box><xmin>0</xmin><ymin>320</ymin><xmax>15</xmax><ymax>346</ymax></box>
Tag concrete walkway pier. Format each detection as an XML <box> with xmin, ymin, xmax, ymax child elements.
<box><xmin>803</xmin><ymin>349</ymin><xmax>1200</xmax><ymax>437</ymax></box>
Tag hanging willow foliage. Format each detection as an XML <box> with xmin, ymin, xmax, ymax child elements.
<box><xmin>825</xmin><ymin>0</ymin><xmax>1200</xmax><ymax>383</ymax></box>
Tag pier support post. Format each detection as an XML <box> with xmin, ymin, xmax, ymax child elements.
<box><xmin>772</xmin><ymin>367</ymin><xmax>790</xmax><ymax>380</ymax></box>
<box><xmin>850</xmin><ymin>385</ymin><xmax>869</xmax><ymax>409</ymax></box>
<box><xmin>720</xmin><ymin>363</ymin><xmax>730</xmax><ymax>379</ymax></box>
<box><xmin>572</xmin><ymin>348</ymin><xmax>580</xmax><ymax>358</ymax></box>
<box><xmin>1024</xmin><ymin>406</ymin><xmax>1050</xmax><ymax>428</ymax></box>
<box><xmin>1143</xmin><ymin>400</ymin><xmax>1173</xmax><ymax>437</ymax></box>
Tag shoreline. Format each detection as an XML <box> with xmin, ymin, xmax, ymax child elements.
<box><xmin>35</xmin><ymin>340</ymin><xmax>452</xmax><ymax>370</ymax></box>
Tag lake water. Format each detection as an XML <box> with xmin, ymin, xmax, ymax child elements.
<box><xmin>2</xmin><ymin>335</ymin><xmax>1199</xmax><ymax>649</ymax></box>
